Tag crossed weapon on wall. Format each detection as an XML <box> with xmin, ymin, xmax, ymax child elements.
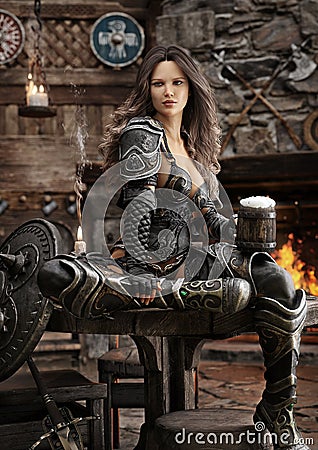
<box><xmin>211</xmin><ymin>40</ymin><xmax>317</xmax><ymax>153</ymax></box>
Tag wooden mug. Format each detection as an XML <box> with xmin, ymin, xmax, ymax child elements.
<box><xmin>235</xmin><ymin>196</ymin><xmax>276</xmax><ymax>253</ymax></box>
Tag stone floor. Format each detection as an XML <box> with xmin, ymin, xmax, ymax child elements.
<box><xmin>118</xmin><ymin>340</ymin><xmax>318</xmax><ymax>450</ymax></box>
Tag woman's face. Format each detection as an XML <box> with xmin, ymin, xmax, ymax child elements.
<box><xmin>150</xmin><ymin>60</ymin><xmax>189</xmax><ymax>120</ymax></box>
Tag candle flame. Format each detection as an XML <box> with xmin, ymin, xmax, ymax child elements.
<box><xmin>77</xmin><ymin>225</ymin><xmax>83</xmax><ymax>241</ymax></box>
<box><xmin>39</xmin><ymin>84</ymin><xmax>45</xmax><ymax>93</ymax></box>
<box><xmin>28</xmin><ymin>73</ymin><xmax>32</xmax><ymax>80</ymax></box>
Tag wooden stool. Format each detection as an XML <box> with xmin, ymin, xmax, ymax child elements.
<box><xmin>154</xmin><ymin>408</ymin><xmax>272</xmax><ymax>450</ymax></box>
<box><xmin>98</xmin><ymin>345</ymin><xmax>144</xmax><ymax>450</ymax></box>
<box><xmin>0</xmin><ymin>369</ymin><xmax>108</xmax><ymax>450</ymax></box>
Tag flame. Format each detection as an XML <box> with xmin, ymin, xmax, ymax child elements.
<box><xmin>271</xmin><ymin>233</ymin><xmax>318</xmax><ymax>295</ymax></box>
<box><xmin>77</xmin><ymin>225</ymin><xmax>83</xmax><ymax>241</ymax></box>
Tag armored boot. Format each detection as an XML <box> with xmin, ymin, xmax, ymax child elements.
<box><xmin>171</xmin><ymin>278</ymin><xmax>252</xmax><ymax>313</ymax></box>
<box><xmin>38</xmin><ymin>253</ymin><xmax>140</xmax><ymax>319</ymax></box>
<box><xmin>38</xmin><ymin>253</ymin><xmax>182</xmax><ymax>318</ymax></box>
<box><xmin>253</xmin><ymin>289</ymin><xmax>310</xmax><ymax>449</ymax></box>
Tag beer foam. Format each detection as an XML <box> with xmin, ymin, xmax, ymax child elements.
<box><xmin>240</xmin><ymin>196</ymin><xmax>276</xmax><ymax>208</ymax></box>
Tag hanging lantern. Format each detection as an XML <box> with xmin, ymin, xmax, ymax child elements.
<box><xmin>18</xmin><ymin>0</ymin><xmax>56</xmax><ymax>118</ymax></box>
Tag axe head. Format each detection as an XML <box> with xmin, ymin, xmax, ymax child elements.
<box><xmin>288</xmin><ymin>47</ymin><xmax>317</xmax><ymax>81</ymax></box>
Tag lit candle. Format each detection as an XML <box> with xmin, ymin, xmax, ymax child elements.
<box><xmin>74</xmin><ymin>225</ymin><xmax>86</xmax><ymax>254</ymax></box>
<box><xmin>26</xmin><ymin>73</ymin><xmax>33</xmax><ymax>96</ymax></box>
<box><xmin>27</xmin><ymin>84</ymin><xmax>49</xmax><ymax>107</ymax></box>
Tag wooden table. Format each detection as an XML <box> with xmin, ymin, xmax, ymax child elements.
<box><xmin>48</xmin><ymin>299</ymin><xmax>318</xmax><ymax>450</ymax></box>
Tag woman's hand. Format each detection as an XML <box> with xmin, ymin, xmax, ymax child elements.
<box><xmin>126</xmin><ymin>255</ymin><xmax>163</xmax><ymax>305</ymax></box>
<box><xmin>129</xmin><ymin>274</ymin><xmax>162</xmax><ymax>305</ymax></box>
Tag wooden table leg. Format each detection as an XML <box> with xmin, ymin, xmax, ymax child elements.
<box><xmin>167</xmin><ymin>337</ymin><xmax>205</xmax><ymax>412</ymax></box>
<box><xmin>132</xmin><ymin>336</ymin><xmax>205</xmax><ymax>450</ymax></box>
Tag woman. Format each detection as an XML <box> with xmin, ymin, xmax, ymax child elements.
<box><xmin>100</xmin><ymin>44</ymin><xmax>242</xmax><ymax>306</ymax></box>
<box><xmin>39</xmin><ymin>45</ymin><xmax>309</xmax><ymax>449</ymax></box>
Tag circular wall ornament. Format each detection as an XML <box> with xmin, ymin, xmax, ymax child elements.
<box><xmin>90</xmin><ymin>12</ymin><xmax>145</xmax><ymax>68</ymax></box>
<box><xmin>0</xmin><ymin>9</ymin><xmax>25</xmax><ymax>64</ymax></box>
<box><xmin>304</xmin><ymin>110</ymin><xmax>318</xmax><ymax>151</ymax></box>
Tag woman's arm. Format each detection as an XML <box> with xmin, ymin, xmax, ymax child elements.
<box><xmin>117</xmin><ymin>117</ymin><xmax>164</xmax><ymax>303</ymax></box>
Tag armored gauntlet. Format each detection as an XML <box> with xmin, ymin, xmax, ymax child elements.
<box><xmin>204</xmin><ymin>208</ymin><xmax>236</xmax><ymax>242</ymax></box>
<box><xmin>192</xmin><ymin>183</ymin><xmax>236</xmax><ymax>242</ymax></box>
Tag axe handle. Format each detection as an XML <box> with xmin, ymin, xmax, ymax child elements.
<box><xmin>220</xmin><ymin>40</ymin><xmax>311</xmax><ymax>152</ymax></box>
<box><xmin>221</xmin><ymin>68</ymin><xmax>277</xmax><ymax>152</ymax></box>
<box><xmin>221</xmin><ymin>89</ymin><xmax>264</xmax><ymax>151</ymax></box>
<box><xmin>228</xmin><ymin>66</ymin><xmax>302</xmax><ymax>149</ymax></box>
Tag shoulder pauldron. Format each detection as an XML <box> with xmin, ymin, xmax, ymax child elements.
<box><xmin>120</xmin><ymin>117</ymin><xmax>163</xmax><ymax>180</ymax></box>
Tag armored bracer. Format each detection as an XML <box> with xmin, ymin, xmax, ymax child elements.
<box><xmin>172</xmin><ymin>278</ymin><xmax>252</xmax><ymax>313</ymax></box>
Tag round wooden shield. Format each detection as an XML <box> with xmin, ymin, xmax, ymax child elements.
<box><xmin>0</xmin><ymin>9</ymin><xmax>25</xmax><ymax>64</ymax></box>
<box><xmin>90</xmin><ymin>12</ymin><xmax>145</xmax><ymax>68</ymax></box>
<box><xmin>304</xmin><ymin>110</ymin><xmax>318</xmax><ymax>151</ymax></box>
<box><xmin>0</xmin><ymin>219</ymin><xmax>62</xmax><ymax>381</ymax></box>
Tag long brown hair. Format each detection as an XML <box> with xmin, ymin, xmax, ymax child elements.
<box><xmin>99</xmin><ymin>45</ymin><xmax>221</xmax><ymax>174</ymax></box>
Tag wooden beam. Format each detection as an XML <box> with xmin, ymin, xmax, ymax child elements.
<box><xmin>5</xmin><ymin>1</ymin><xmax>149</xmax><ymax>20</ymax></box>
<box><xmin>0</xmin><ymin>85</ymin><xmax>131</xmax><ymax>106</ymax></box>
<box><xmin>219</xmin><ymin>152</ymin><xmax>318</xmax><ymax>183</ymax></box>
<box><xmin>0</xmin><ymin>68</ymin><xmax>138</xmax><ymax>88</ymax></box>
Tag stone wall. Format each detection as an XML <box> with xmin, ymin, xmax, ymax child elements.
<box><xmin>156</xmin><ymin>0</ymin><xmax>318</xmax><ymax>157</ymax></box>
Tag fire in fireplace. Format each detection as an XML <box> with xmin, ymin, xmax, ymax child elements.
<box><xmin>272</xmin><ymin>232</ymin><xmax>318</xmax><ymax>336</ymax></box>
<box><xmin>272</xmin><ymin>233</ymin><xmax>318</xmax><ymax>296</ymax></box>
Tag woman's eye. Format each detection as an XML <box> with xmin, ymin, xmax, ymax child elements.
<box><xmin>174</xmin><ymin>80</ymin><xmax>183</xmax><ymax>85</ymax></box>
<box><xmin>152</xmin><ymin>82</ymin><xmax>163</xmax><ymax>87</ymax></box>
